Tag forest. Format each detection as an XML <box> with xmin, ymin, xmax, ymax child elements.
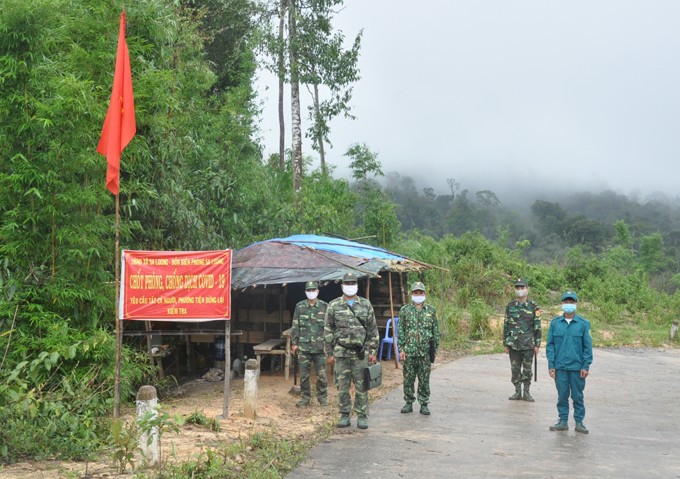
<box><xmin>1</xmin><ymin>0</ymin><xmax>679</xmax><ymax>472</ymax></box>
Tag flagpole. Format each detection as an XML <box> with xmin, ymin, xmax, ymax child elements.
<box><xmin>97</xmin><ymin>9</ymin><xmax>135</xmax><ymax>418</ymax></box>
<box><xmin>114</xmin><ymin>193</ymin><xmax>122</xmax><ymax>417</ymax></box>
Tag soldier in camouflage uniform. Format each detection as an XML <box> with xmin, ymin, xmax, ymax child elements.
<box><xmin>292</xmin><ymin>281</ymin><xmax>328</xmax><ymax>407</ymax></box>
<box><xmin>324</xmin><ymin>272</ymin><xmax>379</xmax><ymax>429</ymax></box>
<box><xmin>503</xmin><ymin>278</ymin><xmax>541</xmax><ymax>402</ymax></box>
<box><xmin>397</xmin><ymin>282</ymin><xmax>440</xmax><ymax>416</ymax></box>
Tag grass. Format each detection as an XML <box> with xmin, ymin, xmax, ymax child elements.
<box><xmin>139</xmin><ymin>427</ymin><xmax>331</xmax><ymax>479</ymax></box>
<box><xmin>593</xmin><ymin>323</ymin><xmax>678</xmax><ymax>347</ymax></box>
<box><xmin>184</xmin><ymin>410</ymin><xmax>221</xmax><ymax>432</ymax></box>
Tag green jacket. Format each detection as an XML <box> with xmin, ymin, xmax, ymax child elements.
<box><xmin>292</xmin><ymin>299</ymin><xmax>328</xmax><ymax>353</ymax></box>
<box><xmin>504</xmin><ymin>299</ymin><xmax>541</xmax><ymax>350</ymax></box>
<box><xmin>546</xmin><ymin>314</ymin><xmax>593</xmax><ymax>371</ymax></box>
<box><xmin>397</xmin><ymin>303</ymin><xmax>440</xmax><ymax>357</ymax></box>
<box><xmin>324</xmin><ymin>296</ymin><xmax>379</xmax><ymax>358</ymax></box>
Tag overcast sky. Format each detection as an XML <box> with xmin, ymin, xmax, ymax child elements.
<box><xmin>256</xmin><ymin>1</ymin><xmax>680</xmax><ymax>200</ymax></box>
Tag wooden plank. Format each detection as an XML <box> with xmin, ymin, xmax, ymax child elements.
<box><xmin>253</xmin><ymin>338</ymin><xmax>285</xmax><ymax>352</ymax></box>
<box><xmin>123</xmin><ymin>329</ymin><xmax>242</xmax><ymax>337</ymax></box>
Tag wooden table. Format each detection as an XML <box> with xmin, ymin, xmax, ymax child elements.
<box><xmin>253</xmin><ymin>338</ymin><xmax>288</xmax><ymax>379</ymax></box>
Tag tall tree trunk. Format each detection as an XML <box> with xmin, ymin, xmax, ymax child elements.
<box><xmin>277</xmin><ymin>0</ymin><xmax>286</xmax><ymax>170</ymax></box>
<box><xmin>289</xmin><ymin>0</ymin><xmax>303</xmax><ymax>193</ymax></box>
<box><xmin>313</xmin><ymin>83</ymin><xmax>326</xmax><ymax>175</ymax></box>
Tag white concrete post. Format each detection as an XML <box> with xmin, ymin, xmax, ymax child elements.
<box><xmin>136</xmin><ymin>385</ymin><xmax>159</xmax><ymax>466</ymax></box>
<box><xmin>244</xmin><ymin>358</ymin><xmax>259</xmax><ymax>419</ymax></box>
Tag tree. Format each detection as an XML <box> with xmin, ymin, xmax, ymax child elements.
<box><xmin>277</xmin><ymin>0</ymin><xmax>286</xmax><ymax>169</ymax></box>
<box><xmin>355</xmin><ymin>180</ymin><xmax>400</xmax><ymax>248</ymax></box>
<box><xmin>475</xmin><ymin>190</ymin><xmax>500</xmax><ymax>209</ymax></box>
<box><xmin>302</xmin><ymin>27</ymin><xmax>361</xmax><ymax>173</ymax></box>
<box><xmin>614</xmin><ymin>219</ymin><xmax>633</xmax><ymax>249</ymax></box>
<box><xmin>0</xmin><ymin>0</ymin><xmax>264</xmax><ymax>460</ymax></box>
<box><xmin>446</xmin><ymin>178</ymin><xmax>460</xmax><ymax>198</ymax></box>
<box><xmin>531</xmin><ymin>200</ymin><xmax>568</xmax><ymax>236</ymax></box>
<box><xmin>259</xmin><ymin>0</ymin><xmax>361</xmax><ymax>188</ymax></box>
<box><xmin>564</xmin><ymin>216</ymin><xmax>610</xmax><ymax>252</ymax></box>
<box><xmin>639</xmin><ymin>233</ymin><xmax>665</xmax><ymax>273</ymax></box>
<box><xmin>345</xmin><ymin>143</ymin><xmax>383</xmax><ymax>180</ymax></box>
<box><xmin>288</xmin><ymin>0</ymin><xmax>303</xmax><ymax>192</ymax></box>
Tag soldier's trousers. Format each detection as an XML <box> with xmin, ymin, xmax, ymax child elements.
<box><xmin>554</xmin><ymin>369</ymin><xmax>586</xmax><ymax>422</ymax></box>
<box><xmin>508</xmin><ymin>348</ymin><xmax>533</xmax><ymax>386</ymax></box>
<box><xmin>403</xmin><ymin>354</ymin><xmax>431</xmax><ymax>405</ymax></box>
<box><xmin>298</xmin><ymin>351</ymin><xmax>328</xmax><ymax>401</ymax></box>
<box><xmin>335</xmin><ymin>354</ymin><xmax>368</xmax><ymax>416</ymax></box>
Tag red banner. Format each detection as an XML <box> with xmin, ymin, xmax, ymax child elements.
<box><xmin>121</xmin><ymin>250</ymin><xmax>231</xmax><ymax>321</ymax></box>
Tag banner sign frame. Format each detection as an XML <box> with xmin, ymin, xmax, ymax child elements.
<box><xmin>119</xmin><ymin>250</ymin><xmax>232</xmax><ymax>321</ymax></box>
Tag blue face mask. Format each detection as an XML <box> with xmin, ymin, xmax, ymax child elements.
<box><xmin>562</xmin><ymin>304</ymin><xmax>577</xmax><ymax>314</ymax></box>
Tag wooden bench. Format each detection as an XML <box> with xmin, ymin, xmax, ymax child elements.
<box><xmin>253</xmin><ymin>338</ymin><xmax>288</xmax><ymax>379</ymax></box>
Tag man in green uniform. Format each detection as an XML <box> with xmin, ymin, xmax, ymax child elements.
<box><xmin>324</xmin><ymin>272</ymin><xmax>379</xmax><ymax>429</ymax></box>
<box><xmin>503</xmin><ymin>278</ymin><xmax>541</xmax><ymax>402</ymax></box>
<box><xmin>398</xmin><ymin>281</ymin><xmax>440</xmax><ymax>415</ymax></box>
<box><xmin>291</xmin><ymin>281</ymin><xmax>328</xmax><ymax>407</ymax></box>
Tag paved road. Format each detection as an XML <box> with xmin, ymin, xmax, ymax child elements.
<box><xmin>288</xmin><ymin>348</ymin><xmax>680</xmax><ymax>479</ymax></box>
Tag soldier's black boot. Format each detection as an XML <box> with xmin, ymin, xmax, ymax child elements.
<box><xmin>522</xmin><ymin>383</ymin><xmax>534</xmax><ymax>402</ymax></box>
<box><xmin>509</xmin><ymin>385</ymin><xmax>522</xmax><ymax>400</ymax></box>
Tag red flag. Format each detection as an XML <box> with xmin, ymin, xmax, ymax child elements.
<box><xmin>97</xmin><ymin>11</ymin><xmax>136</xmax><ymax>196</ymax></box>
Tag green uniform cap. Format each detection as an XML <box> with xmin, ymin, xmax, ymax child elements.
<box><xmin>342</xmin><ymin>272</ymin><xmax>358</xmax><ymax>283</ymax></box>
<box><xmin>514</xmin><ymin>278</ymin><xmax>528</xmax><ymax>287</ymax></box>
<box><xmin>411</xmin><ymin>281</ymin><xmax>426</xmax><ymax>292</ymax></box>
<box><xmin>561</xmin><ymin>291</ymin><xmax>578</xmax><ymax>302</ymax></box>
<box><xmin>305</xmin><ymin>281</ymin><xmax>319</xmax><ymax>290</ymax></box>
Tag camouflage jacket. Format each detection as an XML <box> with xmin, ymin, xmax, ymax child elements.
<box><xmin>504</xmin><ymin>299</ymin><xmax>541</xmax><ymax>350</ymax></box>
<box><xmin>324</xmin><ymin>296</ymin><xmax>379</xmax><ymax>358</ymax></box>
<box><xmin>397</xmin><ymin>303</ymin><xmax>440</xmax><ymax>357</ymax></box>
<box><xmin>292</xmin><ymin>299</ymin><xmax>328</xmax><ymax>353</ymax></box>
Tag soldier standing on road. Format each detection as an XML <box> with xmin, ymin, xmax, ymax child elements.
<box><xmin>546</xmin><ymin>291</ymin><xmax>593</xmax><ymax>434</ymax></box>
<box><xmin>398</xmin><ymin>281</ymin><xmax>440</xmax><ymax>416</ymax></box>
<box><xmin>291</xmin><ymin>281</ymin><xmax>329</xmax><ymax>407</ymax></box>
<box><xmin>324</xmin><ymin>272</ymin><xmax>379</xmax><ymax>430</ymax></box>
<box><xmin>503</xmin><ymin>278</ymin><xmax>541</xmax><ymax>402</ymax></box>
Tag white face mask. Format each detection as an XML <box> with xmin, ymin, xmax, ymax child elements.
<box><xmin>305</xmin><ymin>291</ymin><xmax>318</xmax><ymax>300</ymax></box>
<box><xmin>515</xmin><ymin>288</ymin><xmax>528</xmax><ymax>298</ymax></box>
<box><xmin>342</xmin><ymin>284</ymin><xmax>358</xmax><ymax>297</ymax></box>
<box><xmin>412</xmin><ymin>295</ymin><xmax>426</xmax><ymax>304</ymax></box>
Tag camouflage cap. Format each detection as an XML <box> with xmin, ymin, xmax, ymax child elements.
<box><xmin>305</xmin><ymin>281</ymin><xmax>319</xmax><ymax>290</ymax></box>
<box><xmin>342</xmin><ymin>272</ymin><xmax>358</xmax><ymax>284</ymax></box>
<box><xmin>514</xmin><ymin>278</ymin><xmax>528</xmax><ymax>287</ymax></box>
<box><xmin>411</xmin><ymin>281</ymin><xmax>426</xmax><ymax>292</ymax></box>
<box><xmin>561</xmin><ymin>291</ymin><xmax>579</xmax><ymax>302</ymax></box>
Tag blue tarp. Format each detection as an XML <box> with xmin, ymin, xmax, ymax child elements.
<box><xmin>264</xmin><ymin>235</ymin><xmax>407</xmax><ymax>261</ymax></box>
<box><xmin>231</xmin><ymin>234</ymin><xmax>430</xmax><ymax>289</ymax></box>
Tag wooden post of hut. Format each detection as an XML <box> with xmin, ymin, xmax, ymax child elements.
<box><xmin>221</xmin><ymin>319</ymin><xmax>231</xmax><ymax>419</ymax></box>
<box><xmin>388</xmin><ymin>272</ymin><xmax>399</xmax><ymax>369</ymax></box>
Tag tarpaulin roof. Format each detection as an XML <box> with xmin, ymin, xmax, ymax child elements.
<box><xmin>231</xmin><ymin>234</ymin><xmax>433</xmax><ymax>289</ymax></box>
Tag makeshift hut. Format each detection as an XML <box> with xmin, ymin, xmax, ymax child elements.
<box><xmin>229</xmin><ymin>234</ymin><xmax>434</xmax><ymax>368</ymax></box>
<box><xmin>123</xmin><ymin>235</ymin><xmax>434</xmax><ymax>380</ymax></box>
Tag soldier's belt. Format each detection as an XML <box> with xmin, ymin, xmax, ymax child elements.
<box><xmin>337</xmin><ymin>342</ymin><xmax>365</xmax><ymax>359</ymax></box>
